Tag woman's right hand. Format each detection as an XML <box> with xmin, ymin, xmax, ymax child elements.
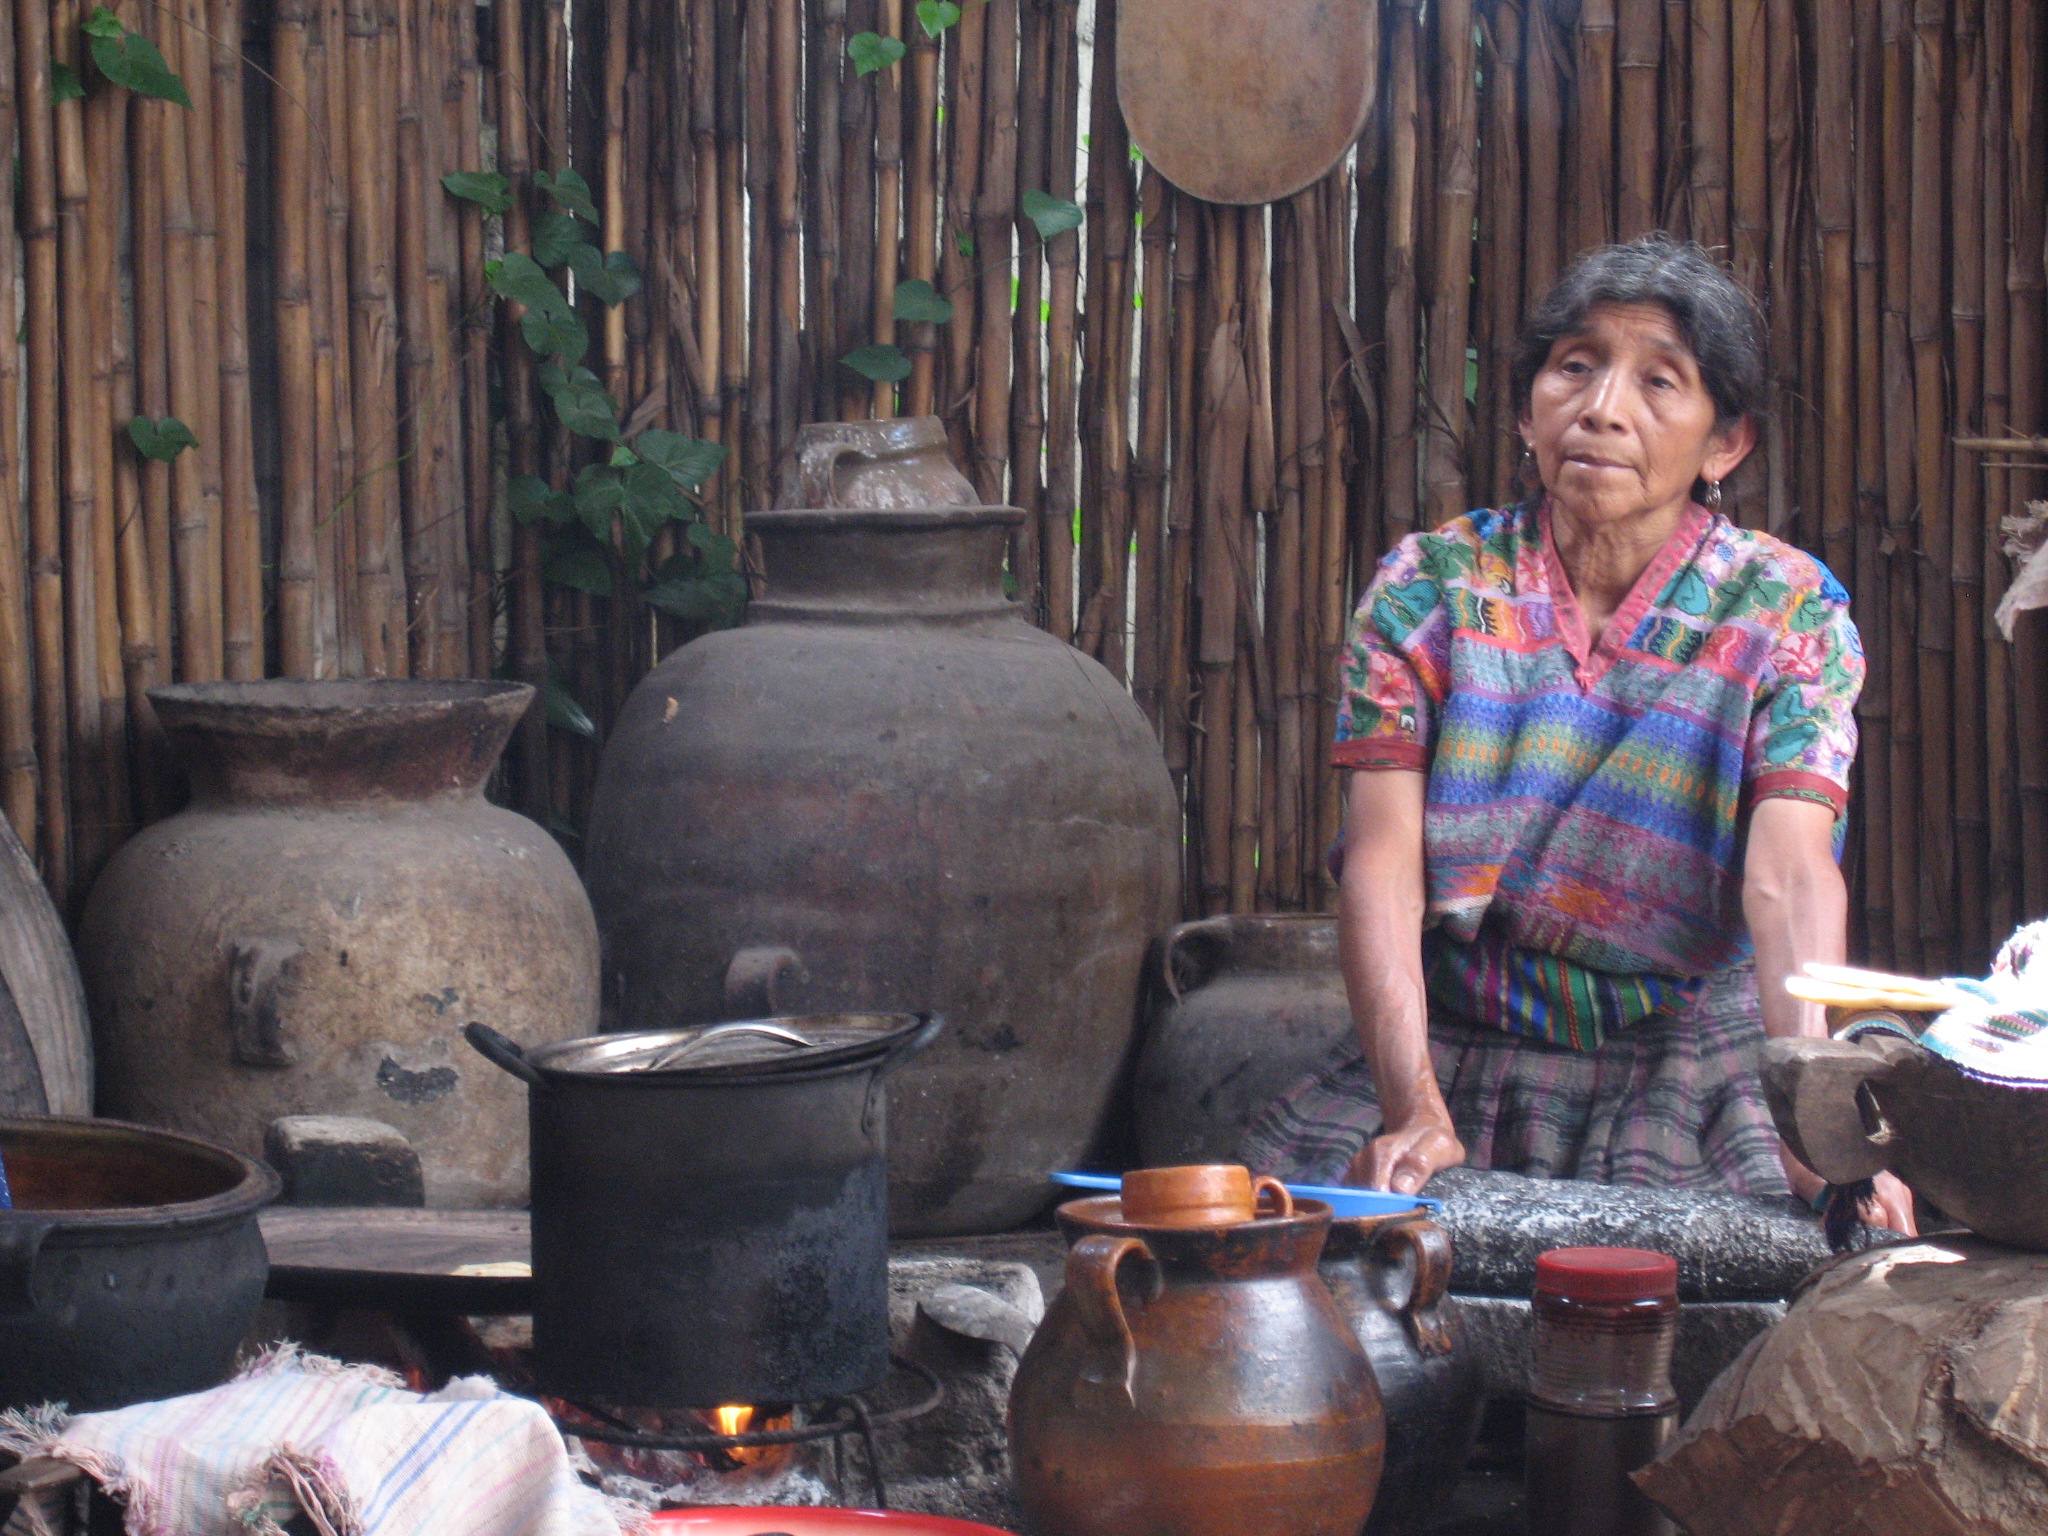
<box><xmin>1346</xmin><ymin>1117</ymin><xmax>1466</xmax><ymax>1196</ymax></box>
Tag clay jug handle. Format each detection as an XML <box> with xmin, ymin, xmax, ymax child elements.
<box><xmin>793</xmin><ymin>440</ymin><xmax>867</xmax><ymax>508</ymax></box>
<box><xmin>1066</xmin><ymin>1234</ymin><xmax>1157</xmax><ymax>1406</ymax></box>
<box><xmin>723</xmin><ymin>946</ymin><xmax>807</xmax><ymax>1019</ymax></box>
<box><xmin>1160</xmin><ymin>916</ymin><xmax>1232</xmax><ymax>1001</ymax></box>
<box><xmin>1252</xmin><ymin>1175</ymin><xmax>1293</xmax><ymax>1218</ymax></box>
<box><xmin>227</xmin><ymin>936</ymin><xmax>302</xmax><ymax>1069</ymax></box>
<box><xmin>1378</xmin><ymin>1216</ymin><xmax>1456</xmax><ymax>1358</ymax></box>
<box><xmin>1760</xmin><ymin>1036</ymin><xmax>1899</xmax><ymax>1184</ymax></box>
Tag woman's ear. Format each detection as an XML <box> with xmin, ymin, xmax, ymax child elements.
<box><xmin>1702</xmin><ymin>414</ymin><xmax>1759</xmax><ymax>484</ymax></box>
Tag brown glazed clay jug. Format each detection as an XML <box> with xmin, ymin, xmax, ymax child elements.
<box><xmin>1135</xmin><ymin>915</ymin><xmax>1354</xmax><ymax>1165</ymax></box>
<box><xmin>1009</xmin><ymin>1191</ymin><xmax>1384</xmax><ymax>1536</ymax></box>
<box><xmin>775</xmin><ymin>416</ymin><xmax>978</xmax><ymax>509</ymax></box>
<box><xmin>78</xmin><ymin>681</ymin><xmax>600</xmax><ymax>1207</ymax></box>
<box><xmin>1319</xmin><ymin>1213</ymin><xmax>1484</xmax><ymax>1536</ymax></box>
<box><xmin>583</xmin><ymin>498</ymin><xmax>1180</xmax><ymax>1236</ymax></box>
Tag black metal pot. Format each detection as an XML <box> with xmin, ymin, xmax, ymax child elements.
<box><xmin>0</xmin><ymin>1116</ymin><xmax>279</xmax><ymax>1412</ymax></box>
<box><xmin>466</xmin><ymin>1014</ymin><xmax>940</xmax><ymax>1409</ymax></box>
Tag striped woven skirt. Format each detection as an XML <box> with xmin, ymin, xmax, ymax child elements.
<box><xmin>1238</xmin><ymin>963</ymin><xmax>1791</xmax><ymax>1197</ymax></box>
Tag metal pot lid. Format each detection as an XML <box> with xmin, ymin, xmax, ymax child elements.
<box><xmin>527</xmin><ymin>1014</ymin><xmax>928</xmax><ymax>1078</ymax></box>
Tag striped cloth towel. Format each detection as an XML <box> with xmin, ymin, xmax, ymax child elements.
<box><xmin>1920</xmin><ymin>919</ymin><xmax>2048</xmax><ymax>1087</ymax></box>
<box><xmin>0</xmin><ymin>1346</ymin><xmax>626</xmax><ymax>1536</ymax></box>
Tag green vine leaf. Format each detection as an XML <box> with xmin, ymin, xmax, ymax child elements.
<box><xmin>50</xmin><ymin>63</ymin><xmax>85</xmax><ymax>103</ymax></box>
<box><xmin>507</xmin><ymin>474</ymin><xmax>574</xmax><ymax>525</ymax></box>
<box><xmin>84</xmin><ymin>7</ymin><xmax>190</xmax><ymax>107</ymax></box>
<box><xmin>644</xmin><ymin>568</ymin><xmax>747</xmax><ymax>625</ymax></box>
<box><xmin>544</xmin><ymin>681</ymin><xmax>597</xmax><ymax>739</ymax></box>
<box><xmin>520</xmin><ymin>305</ymin><xmax>587</xmax><ymax>366</ymax></box>
<box><xmin>893</xmin><ymin>278</ymin><xmax>954</xmax><ymax>324</ymax></box>
<box><xmin>542</xmin><ymin>538</ymin><xmax>613</xmax><ymax>597</ymax></box>
<box><xmin>1021</xmin><ymin>189</ymin><xmax>1083</xmax><ymax>241</ymax></box>
<box><xmin>567</xmin><ymin>245</ymin><xmax>641</xmax><ymax>307</ymax></box>
<box><xmin>915</xmin><ymin>0</ymin><xmax>962</xmax><ymax>36</ymax></box>
<box><xmin>127</xmin><ymin>415</ymin><xmax>198</xmax><ymax>462</ymax></box>
<box><xmin>537</xmin><ymin>361</ymin><xmax>623</xmax><ymax>442</ymax></box>
<box><xmin>534</xmin><ymin>168</ymin><xmax>600</xmax><ymax>225</ymax></box>
<box><xmin>635</xmin><ymin>429</ymin><xmax>727</xmax><ymax>491</ymax></box>
<box><xmin>487</xmin><ymin>252</ymin><xmax>572</xmax><ymax>320</ymax></box>
<box><xmin>441</xmin><ymin>170</ymin><xmax>512</xmax><ymax>215</ymax></box>
<box><xmin>571</xmin><ymin>463</ymin><xmax>625</xmax><ymax>540</ymax></box>
<box><xmin>847</xmin><ymin>32</ymin><xmax>906</xmax><ymax>75</ymax></box>
<box><xmin>533</xmin><ymin>209</ymin><xmax>591</xmax><ymax>270</ymax></box>
<box><xmin>839</xmin><ymin>343</ymin><xmax>913</xmax><ymax>384</ymax></box>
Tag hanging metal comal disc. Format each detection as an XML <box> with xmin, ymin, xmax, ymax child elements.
<box><xmin>1117</xmin><ymin>0</ymin><xmax>1379</xmax><ymax>206</ymax></box>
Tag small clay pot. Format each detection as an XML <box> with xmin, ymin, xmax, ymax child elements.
<box><xmin>1121</xmin><ymin>1162</ymin><xmax>1294</xmax><ymax>1228</ymax></box>
<box><xmin>774</xmin><ymin>417</ymin><xmax>978</xmax><ymax>510</ymax></box>
<box><xmin>1009</xmin><ymin>1193</ymin><xmax>1383</xmax><ymax>1536</ymax></box>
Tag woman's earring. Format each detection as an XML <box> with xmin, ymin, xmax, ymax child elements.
<box><xmin>1705</xmin><ymin>479</ymin><xmax>1723</xmax><ymax>510</ymax></box>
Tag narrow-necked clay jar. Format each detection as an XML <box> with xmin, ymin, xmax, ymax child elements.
<box><xmin>774</xmin><ymin>416</ymin><xmax>978</xmax><ymax>509</ymax></box>
<box><xmin>1009</xmin><ymin>1189</ymin><xmax>1384</xmax><ymax>1536</ymax></box>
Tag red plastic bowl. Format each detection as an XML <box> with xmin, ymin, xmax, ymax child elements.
<box><xmin>645</xmin><ymin>1510</ymin><xmax>1015</xmax><ymax>1536</ymax></box>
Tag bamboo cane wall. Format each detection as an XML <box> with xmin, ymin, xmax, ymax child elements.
<box><xmin>0</xmin><ymin>0</ymin><xmax>2042</xmax><ymax>979</ymax></box>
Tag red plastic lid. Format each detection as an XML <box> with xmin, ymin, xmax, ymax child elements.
<box><xmin>1534</xmin><ymin>1246</ymin><xmax>1679</xmax><ymax>1301</ymax></box>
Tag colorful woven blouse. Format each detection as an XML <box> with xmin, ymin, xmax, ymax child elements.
<box><xmin>1334</xmin><ymin>498</ymin><xmax>1864</xmax><ymax>1051</ymax></box>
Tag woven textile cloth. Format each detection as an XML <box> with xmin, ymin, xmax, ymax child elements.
<box><xmin>0</xmin><ymin>1348</ymin><xmax>624</xmax><ymax>1536</ymax></box>
<box><xmin>1335</xmin><ymin>497</ymin><xmax>1862</xmax><ymax>1050</ymax></box>
<box><xmin>1921</xmin><ymin>919</ymin><xmax>2048</xmax><ymax>1086</ymax></box>
<box><xmin>1240</xmin><ymin>963</ymin><xmax>1792</xmax><ymax>1197</ymax></box>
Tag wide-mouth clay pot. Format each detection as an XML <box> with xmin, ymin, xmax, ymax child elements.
<box><xmin>1763</xmin><ymin>1033</ymin><xmax>2048</xmax><ymax>1248</ymax></box>
<box><xmin>0</xmin><ymin>1116</ymin><xmax>278</xmax><ymax>1411</ymax></box>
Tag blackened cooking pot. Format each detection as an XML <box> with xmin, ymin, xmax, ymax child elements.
<box><xmin>0</xmin><ymin>1116</ymin><xmax>279</xmax><ymax>1411</ymax></box>
<box><xmin>465</xmin><ymin>1014</ymin><xmax>940</xmax><ymax>1409</ymax></box>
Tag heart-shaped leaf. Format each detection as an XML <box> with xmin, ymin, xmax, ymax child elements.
<box><xmin>915</xmin><ymin>0</ymin><xmax>962</xmax><ymax>36</ymax></box>
<box><xmin>544</xmin><ymin>682</ymin><xmax>596</xmax><ymax>739</ymax></box>
<box><xmin>127</xmin><ymin>414</ymin><xmax>198</xmax><ymax>462</ymax></box>
<box><xmin>847</xmin><ymin>31</ymin><xmax>906</xmax><ymax>75</ymax></box>
<box><xmin>635</xmin><ymin>429</ymin><xmax>727</xmax><ymax>491</ymax></box>
<box><xmin>567</xmin><ymin>245</ymin><xmax>641</xmax><ymax>307</ymax></box>
<box><xmin>86</xmin><ymin>10</ymin><xmax>190</xmax><ymax>107</ymax></box>
<box><xmin>542</xmin><ymin>538</ymin><xmax>614</xmax><ymax>597</ymax></box>
<box><xmin>1022</xmin><ymin>189</ymin><xmax>1083</xmax><ymax>241</ymax></box>
<box><xmin>50</xmin><ymin>63</ymin><xmax>84</xmax><ymax>102</ymax></box>
<box><xmin>507</xmin><ymin>474</ymin><xmax>575</xmax><ymax>525</ymax></box>
<box><xmin>893</xmin><ymin>278</ymin><xmax>954</xmax><ymax>324</ymax></box>
<box><xmin>487</xmin><ymin>252</ymin><xmax>572</xmax><ymax>320</ymax></box>
<box><xmin>538</xmin><ymin>361</ymin><xmax>622</xmax><ymax>442</ymax></box>
<box><xmin>441</xmin><ymin>170</ymin><xmax>513</xmax><ymax>215</ymax></box>
<box><xmin>571</xmin><ymin>463</ymin><xmax>626</xmax><ymax>540</ymax></box>
<box><xmin>534</xmin><ymin>168</ymin><xmax>600</xmax><ymax>225</ymax></box>
<box><xmin>840</xmin><ymin>343</ymin><xmax>913</xmax><ymax>384</ymax></box>
<box><xmin>532</xmin><ymin>208</ymin><xmax>591</xmax><ymax>270</ymax></box>
<box><xmin>520</xmin><ymin>305</ymin><xmax>587</xmax><ymax>365</ymax></box>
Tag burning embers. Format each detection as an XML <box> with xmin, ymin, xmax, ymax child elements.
<box><xmin>550</xmin><ymin>1398</ymin><xmax>809</xmax><ymax>1501</ymax></box>
<box><xmin>708</xmin><ymin>1405</ymin><xmax>795</xmax><ymax>1470</ymax></box>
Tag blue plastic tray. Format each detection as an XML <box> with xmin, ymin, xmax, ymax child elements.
<box><xmin>1049</xmin><ymin>1170</ymin><xmax>1439</xmax><ymax>1218</ymax></box>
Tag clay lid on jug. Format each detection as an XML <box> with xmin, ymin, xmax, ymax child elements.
<box><xmin>1117</xmin><ymin>1164</ymin><xmax>1295</xmax><ymax>1228</ymax></box>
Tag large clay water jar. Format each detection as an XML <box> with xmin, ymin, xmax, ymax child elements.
<box><xmin>1008</xmin><ymin>1189</ymin><xmax>1385</xmax><ymax>1536</ymax></box>
<box><xmin>1319</xmin><ymin>1212</ymin><xmax>1484</xmax><ymax>1536</ymax></box>
<box><xmin>1135</xmin><ymin>915</ymin><xmax>1353</xmax><ymax>1166</ymax></box>
<box><xmin>78</xmin><ymin>680</ymin><xmax>599</xmax><ymax>1207</ymax></box>
<box><xmin>583</xmin><ymin>502</ymin><xmax>1180</xmax><ymax>1236</ymax></box>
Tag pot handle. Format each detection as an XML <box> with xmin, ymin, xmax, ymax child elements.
<box><xmin>861</xmin><ymin>1014</ymin><xmax>944</xmax><ymax>1136</ymax></box>
<box><xmin>793</xmin><ymin>440</ymin><xmax>868</xmax><ymax>508</ymax></box>
<box><xmin>462</xmin><ymin>1023</ymin><xmax>545</xmax><ymax>1088</ymax></box>
<box><xmin>227</xmin><ymin>936</ymin><xmax>302</xmax><ymax>1069</ymax></box>
<box><xmin>1378</xmin><ymin>1216</ymin><xmax>1456</xmax><ymax>1358</ymax></box>
<box><xmin>1160</xmin><ymin>916</ymin><xmax>1233</xmax><ymax>1002</ymax></box>
<box><xmin>723</xmin><ymin>946</ymin><xmax>808</xmax><ymax>1019</ymax></box>
<box><xmin>0</xmin><ymin>1217</ymin><xmax>52</xmax><ymax>1314</ymax></box>
<box><xmin>1252</xmin><ymin>1175</ymin><xmax>1294</xmax><ymax>1219</ymax></box>
<box><xmin>1760</xmin><ymin>1036</ymin><xmax>1899</xmax><ymax>1184</ymax></box>
<box><xmin>1066</xmin><ymin>1234</ymin><xmax>1157</xmax><ymax>1405</ymax></box>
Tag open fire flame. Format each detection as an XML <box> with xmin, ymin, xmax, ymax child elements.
<box><xmin>710</xmin><ymin>1403</ymin><xmax>792</xmax><ymax>1470</ymax></box>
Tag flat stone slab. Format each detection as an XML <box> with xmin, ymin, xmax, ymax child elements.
<box><xmin>1423</xmin><ymin>1166</ymin><xmax>1850</xmax><ymax>1301</ymax></box>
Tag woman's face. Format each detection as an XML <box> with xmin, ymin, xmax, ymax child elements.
<box><xmin>1520</xmin><ymin>301</ymin><xmax>1755</xmax><ymax>528</ymax></box>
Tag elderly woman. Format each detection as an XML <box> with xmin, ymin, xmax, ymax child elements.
<box><xmin>1243</xmin><ymin>236</ymin><xmax>1913</xmax><ymax>1232</ymax></box>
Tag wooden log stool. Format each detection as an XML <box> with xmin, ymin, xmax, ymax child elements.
<box><xmin>1637</xmin><ymin>1235</ymin><xmax>2048</xmax><ymax>1535</ymax></box>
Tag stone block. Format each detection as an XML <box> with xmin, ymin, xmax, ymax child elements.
<box><xmin>264</xmin><ymin>1115</ymin><xmax>425</xmax><ymax>1208</ymax></box>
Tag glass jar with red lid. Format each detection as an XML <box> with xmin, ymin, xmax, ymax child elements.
<box><xmin>1524</xmin><ymin>1246</ymin><xmax>1680</xmax><ymax>1536</ymax></box>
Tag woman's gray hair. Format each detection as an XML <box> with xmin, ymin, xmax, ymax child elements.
<box><xmin>1509</xmin><ymin>235</ymin><xmax>1767</xmax><ymax>429</ymax></box>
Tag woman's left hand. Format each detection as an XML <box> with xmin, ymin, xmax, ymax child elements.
<box><xmin>1862</xmin><ymin>1170</ymin><xmax>1918</xmax><ymax>1236</ymax></box>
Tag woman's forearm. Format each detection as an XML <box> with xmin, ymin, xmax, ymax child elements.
<box><xmin>1741</xmin><ymin>797</ymin><xmax>1849</xmax><ymax>1041</ymax></box>
<box><xmin>1337</xmin><ymin>771</ymin><xmax>1444</xmax><ymax>1131</ymax></box>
